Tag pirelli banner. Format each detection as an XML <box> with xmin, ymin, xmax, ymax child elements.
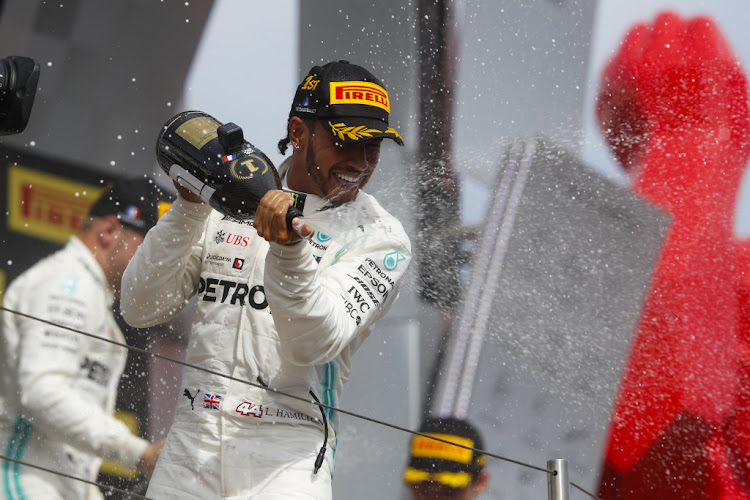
<box><xmin>0</xmin><ymin>147</ymin><xmax>115</xmax><ymax>296</ymax></box>
<box><xmin>7</xmin><ymin>163</ymin><xmax>107</xmax><ymax>243</ymax></box>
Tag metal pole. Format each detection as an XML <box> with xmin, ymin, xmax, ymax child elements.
<box><xmin>547</xmin><ymin>459</ymin><xmax>570</xmax><ymax>500</ymax></box>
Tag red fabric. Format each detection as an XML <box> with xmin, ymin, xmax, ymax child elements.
<box><xmin>596</xmin><ymin>11</ymin><xmax>750</xmax><ymax>499</ymax></box>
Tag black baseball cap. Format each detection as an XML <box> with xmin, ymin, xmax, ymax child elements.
<box><xmin>403</xmin><ymin>417</ymin><xmax>487</xmax><ymax>489</ymax></box>
<box><xmin>88</xmin><ymin>177</ymin><xmax>173</xmax><ymax>234</ymax></box>
<box><xmin>289</xmin><ymin>60</ymin><xmax>404</xmax><ymax>146</ymax></box>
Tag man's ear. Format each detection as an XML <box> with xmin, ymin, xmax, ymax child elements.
<box><xmin>289</xmin><ymin>116</ymin><xmax>309</xmax><ymax>150</ymax></box>
<box><xmin>471</xmin><ymin>469</ymin><xmax>490</xmax><ymax>496</ymax></box>
<box><xmin>95</xmin><ymin>215</ymin><xmax>122</xmax><ymax>249</ymax></box>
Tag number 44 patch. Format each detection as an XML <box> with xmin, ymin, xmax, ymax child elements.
<box><xmin>236</xmin><ymin>401</ymin><xmax>263</xmax><ymax>418</ymax></box>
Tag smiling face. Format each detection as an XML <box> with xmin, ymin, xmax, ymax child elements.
<box><xmin>288</xmin><ymin>118</ymin><xmax>382</xmax><ymax>205</ymax></box>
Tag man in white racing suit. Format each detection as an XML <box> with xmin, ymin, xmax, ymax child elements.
<box><xmin>0</xmin><ymin>178</ymin><xmax>169</xmax><ymax>500</ymax></box>
<box><xmin>120</xmin><ymin>60</ymin><xmax>411</xmax><ymax>499</ymax></box>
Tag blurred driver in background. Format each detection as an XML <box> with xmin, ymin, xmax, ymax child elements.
<box><xmin>404</xmin><ymin>417</ymin><xmax>490</xmax><ymax>500</ymax></box>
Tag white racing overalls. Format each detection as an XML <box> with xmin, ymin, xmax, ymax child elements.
<box><xmin>120</xmin><ymin>159</ymin><xmax>411</xmax><ymax>499</ymax></box>
<box><xmin>0</xmin><ymin>237</ymin><xmax>149</xmax><ymax>500</ymax></box>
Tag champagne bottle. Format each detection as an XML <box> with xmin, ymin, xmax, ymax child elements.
<box><xmin>156</xmin><ymin>110</ymin><xmax>303</xmax><ymax>227</ymax></box>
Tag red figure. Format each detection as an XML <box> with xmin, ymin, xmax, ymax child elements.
<box><xmin>596</xmin><ymin>11</ymin><xmax>750</xmax><ymax>499</ymax></box>
<box><xmin>726</xmin><ymin>238</ymin><xmax>750</xmax><ymax>495</ymax></box>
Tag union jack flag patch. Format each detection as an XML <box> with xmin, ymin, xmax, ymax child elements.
<box><xmin>204</xmin><ymin>393</ymin><xmax>222</xmax><ymax>410</ymax></box>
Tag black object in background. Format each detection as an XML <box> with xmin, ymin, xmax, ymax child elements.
<box><xmin>0</xmin><ymin>56</ymin><xmax>39</xmax><ymax>135</ymax></box>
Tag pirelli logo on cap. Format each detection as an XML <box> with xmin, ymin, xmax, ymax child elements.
<box><xmin>7</xmin><ymin>165</ymin><xmax>105</xmax><ymax>244</ymax></box>
<box><xmin>411</xmin><ymin>433</ymin><xmax>474</xmax><ymax>464</ymax></box>
<box><xmin>329</xmin><ymin>81</ymin><xmax>390</xmax><ymax>113</ymax></box>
